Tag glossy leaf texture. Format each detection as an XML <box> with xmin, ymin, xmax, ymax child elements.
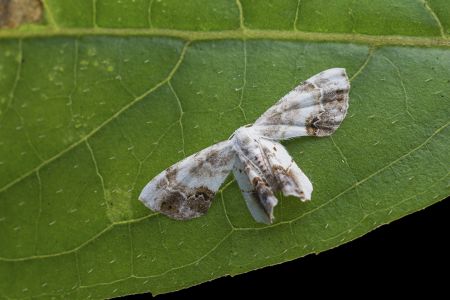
<box><xmin>0</xmin><ymin>0</ymin><xmax>449</xmax><ymax>298</ymax></box>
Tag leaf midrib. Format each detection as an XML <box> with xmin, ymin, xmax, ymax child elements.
<box><xmin>0</xmin><ymin>28</ymin><xmax>449</xmax><ymax>47</ymax></box>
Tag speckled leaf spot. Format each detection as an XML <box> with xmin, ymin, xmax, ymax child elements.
<box><xmin>139</xmin><ymin>68</ymin><xmax>350</xmax><ymax>224</ymax></box>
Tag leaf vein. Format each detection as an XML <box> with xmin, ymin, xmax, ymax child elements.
<box><xmin>349</xmin><ymin>46</ymin><xmax>374</xmax><ymax>82</ymax></box>
<box><xmin>77</xmin><ymin>230</ymin><xmax>234</xmax><ymax>290</ymax></box>
<box><xmin>382</xmin><ymin>55</ymin><xmax>416</xmax><ymax>121</ymax></box>
<box><xmin>0</xmin><ymin>214</ymin><xmax>156</xmax><ymax>262</ymax></box>
<box><xmin>33</xmin><ymin>170</ymin><xmax>43</xmax><ymax>255</ymax></box>
<box><xmin>422</xmin><ymin>0</ymin><xmax>446</xmax><ymax>38</ymax></box>
<box><xmin>234</xmin><ymin>120</ymin><xmax>449</xmax><ymax>230</ymax></box>
<box><xmin>168</xmin><ymin>81</ymin><xmax>186</xmax><ymax>156</ymax></box>
<box><xmin>293</xmin><ymin>0</ymin><xmax>301</xmax><ymax>31</ymax></box>
<box><xmin>85</xmin><ymin>139</ymin><xmax>110</xmax><ymax>221</ymax></box>
<box><xmin>319</xmin><ymin>173</ymin><xmax>449</xmax><ymax>243</ymax></box>
<box><xmin>0</xmin><ymin>41</ymin><xmax>190</xmax><ymax>194</ymax></box>
<box><xmin>235</xmin><ymin>0</ymin><xmax>245</xmax><ymax>29</ymax></box>
<box><xmin>238</xmin><ymin>40</ymin><xmax>248</xmax><ymax>121</ymax></box>
<box><xmin>0</xmin><ymin>39</ymin><xmax>22</xmax><ymax>124</ymax></box>
<box><xmin>148</xmin><ymin>0</ymin><xmax>155</xmax><ymax>28</ymax></box>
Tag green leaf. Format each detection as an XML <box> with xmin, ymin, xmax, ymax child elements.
<box><xmin>1</xmin><ymin>0</ymin><xmax>449</xmax><ymax>298</ymax></box>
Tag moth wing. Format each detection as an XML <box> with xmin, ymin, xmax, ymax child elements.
<box><xmin>253</xmin><ymin>68</ymin><xmax>350</xmax><ymax>140</ymax></box>
<box><xmin>139</xmin><ymin>141</ymin><xmax>235</xmax><ymax>220</ymax></box>
<box><xmin>258</xmin><ymin>138</ymin><xmax>313</xmax><ymax>201</ymax></box>
<box><xmin>233</xmin><ymin>157</ymin><xmax>275</xmax><ymax>225</ymax></box>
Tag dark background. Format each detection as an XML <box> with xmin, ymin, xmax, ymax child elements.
<box><xmin>128</xmin><ymin>198</ymin><xmax>449</xmax><ymax>298</ymax></box>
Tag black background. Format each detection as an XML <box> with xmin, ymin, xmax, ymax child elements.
<box><xmin>128</xmin><ymin>198</ymin><xmax>449</xmax><ymax>298</ymax></box>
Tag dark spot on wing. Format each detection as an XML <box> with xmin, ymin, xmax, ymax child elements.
<box><xmin>306</xmin><ymin>84</ymin><xmax>349</xmax><ymax>137</ymax></box>
<box><xmin>251</xmin><ymin>176</ymin><xmax>276</xmax><ymax>219</ymax></box>
<box><xmin>166</xmin><ymin>167</ymin><xmax>178</xmax><ymax>183</ymax></box>
<box><xmin>159</xmin><ymin>186</ymin><xmax>215</xmax><ymax>220</ymax></box>
<box><xmin>190</xmin><ymin>147</ymin><xmax>234</xmax><ymax>176</ymax></box>
<box><xmin>241</xmin><ymin>135</ymin><xmax>251</xmax><ymax>145</ymax></box>
<box><xmin>322</xmin><ymin>88</ymin><xmax>348</xmax><ymax>105</ymax></box>
<box><xmin>271</xmin><ymin>165</ymin><xmax>290</xmax><ymax>190</ymax></box>
<box><xmin>241</xmin><ymin>146</ymin><xmax>250</xmax><ymax>156</ymax></box>
<box><xmin>160</xmin><ymin>191</ymin><xmax>185</xmax><ymax>216</ymax></box>
<box><xmin>188</xmin><ymin>159</ymin><xmax>205</xmax><ymax>176</ymax></box>
<box><xmin>266</xmin><ymin>112</ymin><xmax>282</xmax><ymax>125</ymax></box>
<box><xmin>186</xmin><ymin>186</ymin><xmax>214</xmax><ymax>214</ymax></box>
<box><xmin>259</xmin><ymin>81</ymin><xmax>322</xmax><ymax>127</ymax></box>
<box><xmin>156</xmin><ymin>177</ymin><xmax>168</xmax><ymax>189</ymax></box>
<box><xmin>261</xmin><ymin>125</ymin><xmax>278</xmax><ymax>138</ymax></box>
<box><xmin>205</xmin><ymin>150</ymin><xmax>219</xmax><ymax>165</ymax></box>
<box><xmin>306</xmin><ymin>115</ymin><xmax>319</xmax><ymax>136</ymax></box>
<box><xmin>297</xmin><ymin>82</ymin><xmax>316</xmax><ymax>93</ymax></box>
<box><xmin>335</xmin><ymin>89</ymin><xmax>346</xmax><ymax>102</ymax></box>
<box><xmin>301</xmin><ymin>77</ymin><xmax>349</xmax><ymax>137</ymax></box>
<box><xmin>216</xmin><ymin>148</ymin><xmax>236</xmax><ymax>167</ymax></box>
<box><xmin>313</xmin><ymin>74</ymin><xmax>331</xmax><ymax>88</ymax></box>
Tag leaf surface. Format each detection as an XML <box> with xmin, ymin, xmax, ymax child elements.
<box><xmin>0</xmin><ymin>0</ymin><xmax>449</xmax><ymax>298</ymax></box>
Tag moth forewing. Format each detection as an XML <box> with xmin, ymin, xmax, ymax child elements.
<box><xmin>258</xmin><ymin>138</ymin><xmax>313</xmax><ymax>201</ymax></box>
<box><xmin>232</xmin><ymin>157</ymin><xmax>274</xmax><ymax>224</ymax></box>
<box><xmin>253</xmin><ymin>68</ymin><xmax>350</xmax><ymax>140</ymax></box>
<box><xmin>139</xmin><ymin>141</ymin><xmax>235</xmax><ymax>220</ymax></box>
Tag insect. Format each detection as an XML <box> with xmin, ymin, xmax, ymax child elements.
<box><xmin>139</xmin><ymin>68</ymin><xmax>350</xmax><ymax>224</ymax></box>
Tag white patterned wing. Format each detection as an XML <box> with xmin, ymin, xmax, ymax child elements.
<box><xmin>253</xmin><ymin>68</ymin><xmax>350</xmax><ymax>140</ymax></box>
<box><xmin>258</xmin><ymin>138</ymin><xmax>313</xmax><ymax>201</ymax></box>
<box><xmin>233</xmin><ymin>158</ymin><xmax>274</xmax><ymax>225</ymax></box>
<box><xmin>139</xmin><ymin>141</ymin><xmax>235</xmax><ymax>220</ymax></box>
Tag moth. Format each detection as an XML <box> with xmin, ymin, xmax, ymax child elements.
<box><xmin>139</xmin><ymin>68</ymin><xmax>350</xmax><ymax>224</ymax></box>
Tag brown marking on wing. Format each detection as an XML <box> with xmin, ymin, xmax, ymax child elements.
<box><xmin>272</xmin><ymin>165</ymin><xmax>294</xmax><ymax>191</ymax></box>
<box><xmin>265</xmin><ymin>111</ymin><xmax>283</xmax><ymax>125</ymax></box>
<box><xmin>322</xmin><ymin>88</ymin><xmax>348</xmax><ymax>106</ymax></box>
<box><xmin>240</xmin><ymin>135</ymin><xmax>251</xmax><ymax>145</ymax></box>
<box><xmin>156</xmin><ymin>177</ymin><xmax>168</xmax><ymax>189</ymax></box>
<box><xmin>188</xmin><ymin>160</ymin><xmax>206</xmax><ymax>176</ymax></box>
<box><xmin>314</xmin><ymin>76</ymin><xmax>330</xmax><ymax>87</ymax></box>
<box><xmin>186</xmin><ymin>186</ymin><xmax>214</xmax><ymax>215</ymax></box>
<box><xmin>241</xmin><ymin>146</ymin><xmax>250</xmax><ymax>156</ymax></box>
<box><xmin>258</xmin><ymin>81</ymin><xmax>322</xmax><ymax>128</ymax></box>
<box><xmin>205</xmin><ymin>149</ymin><xmax>219</xmax><ymax>165</ymax></box>
<box><xmin>306</xmin><ymin>115</ymin><xmax>319</xmax><ymax>136</ymax></box>
<box><xmin>305</xmin><ymin>85</ymin><xmax>349</xmax><ymax>137</ymax></box>
<box><xmin>251</xmin><ymin>176</ymin><xmax>275</xmax><ymax>219</ymax></box>
<box><xmin>160</xmin><ymin>191</ymin><xmax>185</xmax><ymax>216</ymax></box>
<box><xmin>286</xmin><ymin>168</ymin><xmax>304</xmax><ymax>196</ymax></box>
<box><xmin>188</xmin><ymin>149</ymin><xmax>234</xmax><ymax>177</ymax></box>
<box><xmin>269</xmin><ymin>165</ymin><xmax>304</xmax><ymax>198</ymax></box>
<box><xmin>258</xmin><ymin>140</ymin><xmax>308</xmax><ymax>200</ymax></box>
<box><xmin>270</xmin><ymin>165</ymin><xmax>286</xmax><ymax>186</ymax></box>
<box><xmin>296</xmin><ymin>82</ymin><xmax>316</xmax><ymax>93</ymax></box>
<box><xmin>334</xmin><ymin>89</ymin><xmax>346</xmax><ymax>102</ymax></box>
<box><xmin>261</xmin><ymin>126</ymin><xmax>279</xmax><ymax>138</ymax></box>
<box><xmin>220</xmin><ymin>152</ymin><xmax>234</xmax><ymax>167</ymax></box>
<box><xmin>166</xmin><ymin>167</ymin><xmax>178</xmax><ymax>183</ymax></box>
<box><xmin>159</xmin><ymin>186</ymin><xmax>215</xmax><ymax>219</ymax></box>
